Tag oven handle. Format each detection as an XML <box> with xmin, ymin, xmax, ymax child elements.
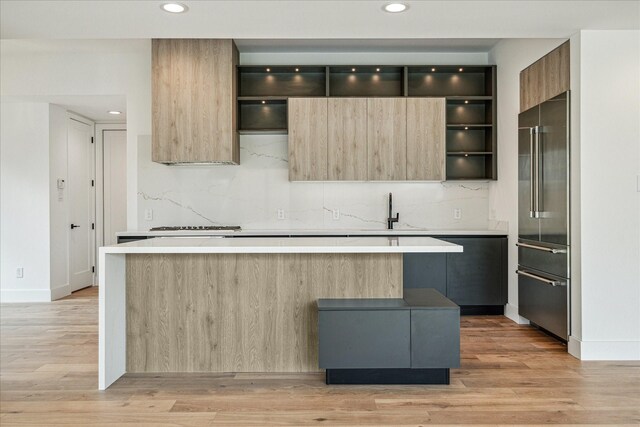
<box><xmin>516</xmin><ymin>269</ymin><xmax>566</xmax><ymax>287</ymax></box>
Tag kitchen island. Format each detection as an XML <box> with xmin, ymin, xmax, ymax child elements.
<box><xmin>99</xmin><ymin>236</ymin><xmax>461</xmax><ymax>389</ymax></box>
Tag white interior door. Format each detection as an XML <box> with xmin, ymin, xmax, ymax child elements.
<box><xmin>68</xmin><ymin>118</ymin><xmax>95</xmax><ymax>291</ymax></box>
<box><xmin>103</xmin><ymin>130</ymin><xmax>127</xmax><ymax>246</ymax></box>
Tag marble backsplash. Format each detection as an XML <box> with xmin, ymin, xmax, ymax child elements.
<box><xmin>137</xmin><ymin>135</ymin><xmax>492</xmax><ymax>230</ymax></box>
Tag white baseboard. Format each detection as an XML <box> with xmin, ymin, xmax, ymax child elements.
<box><xmin>504</xmin><ymin>303</ymin><xmax>530</xmax><ymax>324</ymax></box>
<box><xmin>51</xmin><ymin>283</ymin><xmax>72</xmax><ymax>301</ymax></box>
<box><xmin>0</xmin><ymin>288</ymin><xmax>52</xmax><ymax>303</ymax></box>
<box><xmin>568</xmin><ymin>336</ymin><xmax>640</xmax><ymax>360</ymax></box>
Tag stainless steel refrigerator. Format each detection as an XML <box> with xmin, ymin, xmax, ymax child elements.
<box><xmin>517</xmin><ymin>91</ymin><xmax>570</xmax><ymax>341</ymax></box>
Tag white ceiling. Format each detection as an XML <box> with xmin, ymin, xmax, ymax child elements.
<box><xmin>1</xmin><ymin>1</ymin><xmax>638</xmax><ymax>41</ymax></box>
<box><xmin>1</xmin><ymin>95</ymin><xmax>127</xmax><ymax>122</ymax></box>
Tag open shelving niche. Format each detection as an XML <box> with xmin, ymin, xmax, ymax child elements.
<box><xmin>237</xmin><ymin>65</ymin><xmax>496</xmax><ymax>180</ymax></box>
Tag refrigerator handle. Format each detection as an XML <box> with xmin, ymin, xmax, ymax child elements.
<box><xmin>529</xmin><ymin>127</ymin><xmax>536</xmax><ymax>218</ymax></box>
<box><xmin>516</xmin><ymin>241</ymin><xmax>567</xmax><ymax>254</ymax></box>
<box><xmin>534</xmin><ymin>125</ymin><xmax>542</xmax><ymax>218</ymax></box>
<box><xmin>516</xmin><ymin>269</ymin><xmax>566</xmax><ymax>287</ymax></box>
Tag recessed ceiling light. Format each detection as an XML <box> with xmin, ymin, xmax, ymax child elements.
<box><xmin>108</xmin><ymin>111</ymin><xmax>122</xmax><ymax>115</ymax></box>
<box><xmin>383</xmin><ymin>3</ymin><xmax>408</xmax><ymax>13</ymax></box>
<box><xmin>161</xmin><ymin>3</ymin><xmax>188</xmax><ymax>13</ymax></box>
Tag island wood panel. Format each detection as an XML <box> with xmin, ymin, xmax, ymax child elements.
<box><xmin>367</xmin><ymin>98</ymin><xmax>407</xmax><ymax>180</ymax></box>
<box><xmin>288</xmin><ymin>98</ymin><xmax>328</xmax><ymax>180</ymax></box>
<box><xmin>327</xmin><ymin>98</ymin><xmax>368</xmax><ymax>180</ymax></box>
<box><xmin>406</xmin><ymin>97</ymin><xmax>446</xmax><ymax>181</ymax></box>
<box><xmin>126</xmin><ymin>253</ymin><xmax>402</xmax><ymax>373</ymax></box>
<box><xmin>152</xmin><ymin>39</ymin><xmax>239</xmax><ymax>164</ymax></box>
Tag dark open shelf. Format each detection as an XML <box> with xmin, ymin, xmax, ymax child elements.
<box><xmin>329</xmin><ymin>66</ymin><xmax>404</xmax><ymax>97</ymax></box>
<box><xmin>238</xmin><ymin>100</ymin><xmax>287</xmax><ymax>133</ymax></box>
<box><xmin>236</xmin><ymin>64</ymin><xmax>496</xmax><ymax>181</ymax></box>
<box><xmin>238</xmin><ymin>66</ymin><xmax>326</xmax><ymax>97</ymax></box>
<box><xmin>407</xmin><ymin>66</ymin><xmax>494</xmax><ymax>97</ymax></box>
<box><xmin>447</xmin><ymin>127</ymin><xmax>493</xmax><ymax>152</ymax></box>
<box><xmin>447</xmin><ymin>99</ymin><xmax>493</xmax><ymax>125</ymax></box>
<box><xmin>446</xmin><ymin>155</ymin><xmax>495</xmax><ymax>180</ymax></box>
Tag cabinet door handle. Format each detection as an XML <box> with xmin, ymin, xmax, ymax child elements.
<box><xmin>70</xmin><ymin>224</ymin><xmax>80</xmax><ymax>229</ymax></box>
<box><xmin>534</xmin><ymin>125</ymin><xmax>542</xmax><ymax>217</ymax></box>
<box><xmin>516</xmin><ymin>269</ymin><xmax>565</xmax><ymax>286</ymax></box>
<box><xmin>516</xmin><ymin>242</ymin><xmax>567</xmax><ymax>254</ymax></box>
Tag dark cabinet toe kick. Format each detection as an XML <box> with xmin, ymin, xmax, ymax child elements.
<box><xmin>326</xmin><ymin>368</ymin><xmax>450</xmax><ymax>385</ymax></box>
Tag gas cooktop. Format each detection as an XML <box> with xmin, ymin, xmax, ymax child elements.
<box><xmin>149</xmin><ymin>226</ymin><xmax>242</xmax><ymax>231</ymax></box>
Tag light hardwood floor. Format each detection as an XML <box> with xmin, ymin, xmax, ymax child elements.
<box><xmin>1</xmin><ymin>287</ymin><xmax>639</xmax><ymax>426</ymax></box>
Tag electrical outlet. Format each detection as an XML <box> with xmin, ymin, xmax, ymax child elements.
<box><xmin>332</xmin><ymin>209</ymin><xmax>340</xmax><ymax>220</ymax></box>
<box><xmin>277</xmin><ymin>209</ymin><xmax>286</xmax><ymax>220</ymax></box>
<box><xmin>453</xmin><ymin>208</ymin><xmax>462</xmax><ymax>220</ymax></box>
<box><xmin>16</xmin><ymin>268</ymin><xmax>24</xmax><ymax>279</ymax></box>
<box><xmin>144</xmin><ymin>208</ymin><xmax>153</xmax><ymax>221</ymax></box>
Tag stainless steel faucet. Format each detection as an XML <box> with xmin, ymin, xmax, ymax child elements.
<box><xmin>387</xmin><ymin>193</ymin><xmax>399</xmax><ymax>230</ymax></box>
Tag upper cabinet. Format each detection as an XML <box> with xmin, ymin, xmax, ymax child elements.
<box><xmin>520</xmin><ymin>41</ymin><xmax>570</xmax><ymax>112</ymax></box>
<box><xmin>327</xmin><ymin>98</ymin><xmax>368</xmax><ymax>181</ymax></box>
<box><xmin>289</xmin><ymin>97</ymin><xmax>446</xmax><ymax>182</ymax></box>
<box><xmin>367</xmin><ymin>98</ymin><xmax>407</xmax><ymax>181</ymax></box>
<box><xmin>406</xmin><ymin>98</ymin><xmax>446</xmax><ymax>181</ymax></box>
<box><xmin>152</xmin><ymin>39</ymin><xmax>239</xmax><ymax>164</ymax></box>
<box><xmin>288</xmin><ymin>98</ymin><xmax>328</xmax><ymax>181</ymax></box>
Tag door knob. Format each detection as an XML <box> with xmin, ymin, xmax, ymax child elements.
<box><xmin>70</xmin><ymin>224</ymin><xmax>80</xmax><ymax>229</ymax></box>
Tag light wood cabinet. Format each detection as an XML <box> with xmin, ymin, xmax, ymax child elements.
<box><xmin>406</xmin><ymin>98</ymin><xmax>446</xmax><ymax>181</ymax></box>
<box><xmin>367</xmin><ymin>98</ymin><xmax>407</xmax><ymax>181</ymax></box>
<box><xmin>152</xmin><ymin>39</ymin><xmax>239</xmax><ymax>164</ymax></box>
<box><xmin>288</xmin><ymin>98</ymin><xmax>328</xmax><ymax>181</ymax></box>
<box><xmin>520</xmin><ymin>41</ymin><xmax>570</xmax><ymax>112</ymax></box>
<box><xmin>327</xmin><ymin>98</ymin><xmax>368</xmax><ymax>180</ymax></box>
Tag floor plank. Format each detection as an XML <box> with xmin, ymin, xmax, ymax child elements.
<box><xmin>1</xmin><ymin>286</ymin><xmax>639</xmax><ymax>426</ymax></box>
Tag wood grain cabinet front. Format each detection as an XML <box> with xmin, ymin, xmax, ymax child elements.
<box><xmin>520</xmin><ymin>41</ymin><xmax>570</xmax><ymax>112</ymax></box>
<box><xmin>406</xmin><ymin>98</ymin><xmax>446</xmax><ymax>181</ymax></box>
<box><xmin>367</xmin><ymin>98</ymin><xmax>407</xmax><ymax>181</ymax></box>
<box><xmin>288</xmin><ymin>98</ymin><xmax>328</xmax><ymax>181</ymax></box>
<box><xmin>152</xmin><ymin>39</ymin><xmax>239</xmax><ymax>164</ymax></box>
<box><xmin>327</xmin><ymin>98</ymin><xmax>368</xmax><ymax>180</ymax></box>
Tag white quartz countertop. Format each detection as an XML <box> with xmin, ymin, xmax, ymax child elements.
<box><xmin>101</xmin><ymin>236</ymin><xmax>462</xmax><ymax>254</ymax></box>
<box><xmin>116</xmin><ymin>228</ymin><xmax>507</xmax><ymax>237</ymax></box>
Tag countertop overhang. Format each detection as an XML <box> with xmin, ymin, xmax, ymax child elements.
<box><xmin>115</xmin><ymin>228</ymin><xmax>507</xmax><ymax>237</ymax></box>
<box><xmin>101</xmin><ymin>236</ymin><xmax>462</xmax><ymax>254</ymax></box>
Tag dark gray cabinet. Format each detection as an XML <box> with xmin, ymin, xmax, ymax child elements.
<box><xmin>318</xmin><ymin>306</ymin><xmax>410</xmax><ymax>369</ymax></box>
<box><xmin>318</xmin><ymin>289</ymin><xmax>460</xmax><ymax>384</ymax></box>
<box><xmin>404</xmin><ymin>236</ymin><xmax>507</xmax><ymax>313</ymax></box>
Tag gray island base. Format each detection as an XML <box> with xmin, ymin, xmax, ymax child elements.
<box><xmin>318</xmin><ymin>288</ymin><xmax>460</xmax><ymax>385</ymax></box>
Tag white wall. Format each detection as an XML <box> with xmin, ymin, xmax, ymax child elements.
<box><xmin>488</xmin><ymin>39</ymin><xmax>567</xmax><ymax>323</ymax></box>
<box><xmin>0</xmin><ymin>103</ymin><xmax>52</xmax><ymax>301</ymax></box>
<box><xmin>571</xmin><ymin>30</ymin><xmax>640</xmax><ymax>360</ymax></box>
<box><xmin>1</xmin><ymin>39</ymin><xmax>151</xmax><ymax>230</ymax></box>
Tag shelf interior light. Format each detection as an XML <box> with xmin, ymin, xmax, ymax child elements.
<box><xmin>108</xmin><ymin>110</ymin><xmax>122</xmax><ymax>115</ymax></box>
<box><xmin>383</xmin><ymin>3</ymin><xmax>408</xmax><ymax>13</ymax></box>
<box><xmin>161</xmin><ymin>3</ymin><xmax>188</xmax><ymax>13</ymax></box>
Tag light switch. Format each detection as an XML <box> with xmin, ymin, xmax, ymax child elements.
<box><xmin>144</xmin><ymin>209</ymin><xmax>153</xmax><ymax>221</ymax></box>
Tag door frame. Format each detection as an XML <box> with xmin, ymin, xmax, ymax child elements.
<box><xmin>95</xmin><ymin>123</ymin><xmax>126</xmax><ymax>283</ymax></box>
<box><xmin>67</xmin><ymin>112</ymin><xmax>96</xmax><ymax>288</ymax></box>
